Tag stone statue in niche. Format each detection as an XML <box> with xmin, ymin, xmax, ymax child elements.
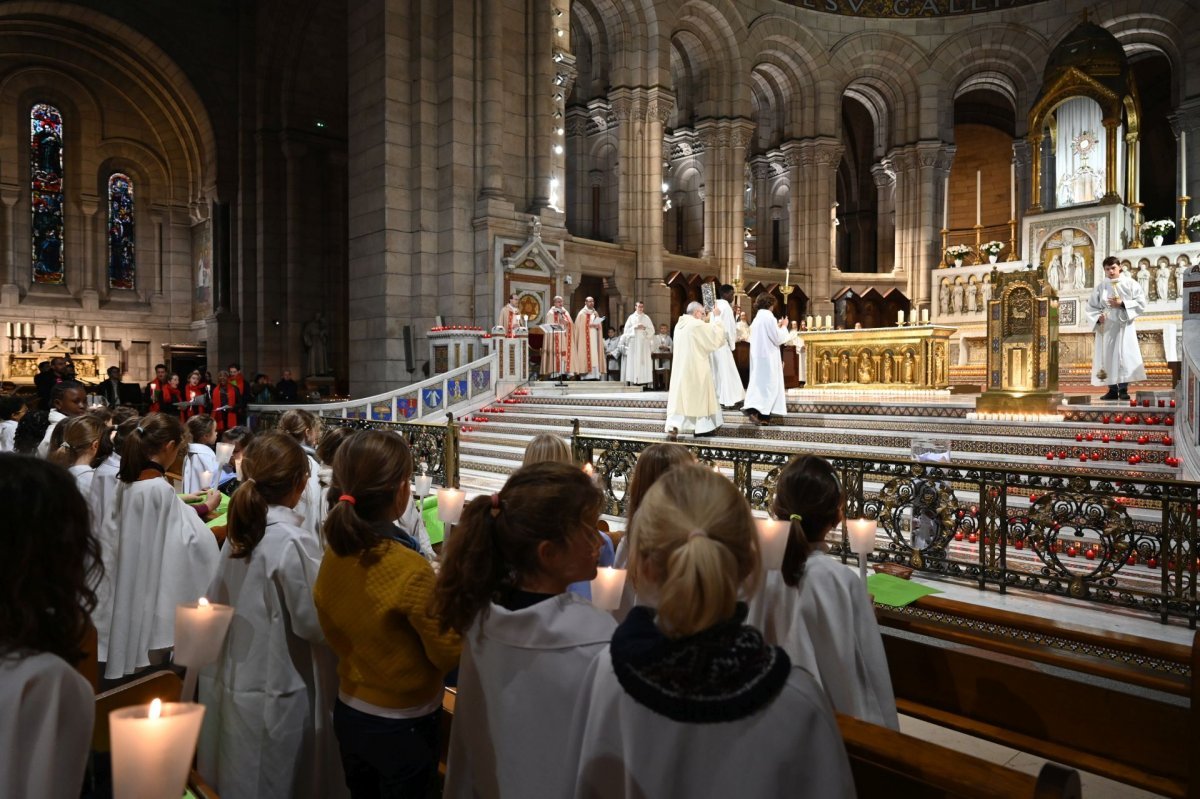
<box><xmin>950</xmin><ymin>281</ymin><xmax>964</xmax><ymax>315</ymax></box>
<box><xmin>838</xmin><ymin>352</ymin><xmax>850</xmax><ymax>383</ymax></box>
<box><xmin>1136</xmin><ymin>264</ymin><xmax>1151</xmax><ymax>298</ymax></box>
<box><xmin>966</xmin><ymin>278</ymin><xmax>978</xmax><ymax>313</ymax></box>
<box><xmin>1156</xmin><ymin>266</ymin><xmax>1170</xmax><ymax>302</ymax></box>
<box><xmin>303</xmin><ymin>312</ymin><xmax>331</xmax><ymax>376</ymax></box>
<box><xmin>819</xmin><ymin>353</ymin><xmax>832</xmax><ymax>384</ymax></box>
<box><xmin>939</xmin><ymin>281</ymin><xmax>950</xmax><ymax>316</ymax></box>
<box><xmin>857</xmin><ymin>351</ymin><xmax>874</xmax><ymax>384</ymax></box>
<box><xmin>1177</xmin><ymin>264</ymin><xmax>1186</xmax><ymax>300</ymax></box>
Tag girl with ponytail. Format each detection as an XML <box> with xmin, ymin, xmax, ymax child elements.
<box><xmin>573</xmin><ymin>464</ymin><xmax>853</xmax><ymax>798</ymax></box>
<box><xmin>99</xmin><ymin>412</ymin><xmax>221</xmax><ymax>680</ymax></box>
<box><xmin>183</xmin><ymin>414</ymin><xmax>219</xmax><ymax>493</ymax></box>
<box><xmin>47</xmin><ymin>414</ymin><xmax>106</xmax><ymax>496</ymax></box>
<box><xmin>746</xmin><ymin>454</ymin><xmax>898</xmax><ymax>729</ymax></box>
<box><xmin>434</xmin><ymin>462</ymin><xmax>613</xmax><ymax>798</ymax></box>
<box><xmin>277</xmin><ymin>409</ymin><xmax>325</xmax><ymax>540</ymax></box>
<box><xmin>313</xmin><ymin>430</ymin><xmax>460</xmax><ymax>798</ymax></box>
<box><xmin>197</xmin><ymin>432</ymin><xmax>344</xmax><ymax>798</ymax></box>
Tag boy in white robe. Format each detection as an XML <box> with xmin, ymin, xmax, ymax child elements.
<box><xmin>619</xmin><ymin>301</ymin><xmax>654</xmax><ymax>386</ymax></box>
<box><xmin>710</xmin><ymin>284</ymin><xmax>745</xmax><ymax>408</ymax></box>
<box><xmin>1086</xmin><ymin>256</ymin><xmax>1146</xmax><ymax>400</ymax></box>
<box><xmin>743</xmin><ymin>293</ymin><xmax>790</xmax><ymax>424</ymax></box>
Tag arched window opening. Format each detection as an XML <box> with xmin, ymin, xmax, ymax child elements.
<box><xmin>107</xmin><ymin>173</ymin><xmax>135</xmax><ymax>290</ymax></box>
<box><xmin>31</xmin><ymin>103</ymin><xmax>64</xmax><ymax>285</ymax></box>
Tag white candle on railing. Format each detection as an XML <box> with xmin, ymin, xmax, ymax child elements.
<box><xmin>174</xmin><ymin>597</ymin><xmax>234</xmax><ymax>701</ymax></box>
<box><xmin>110</xmin><ymin>698</ymin><xmax>205</xmax><ymax>799</ymax></box>
<box><xmin>437</xmin><ymin>487</ymin><xmax>466</xmax><ymax>524</ymax></box>
<box><xmin>756</xmin><ymin>517</ymin><xmax>791</xmax><ymax>571</ymax></box>
<box><xmin>846</xmin><ymin>518</ymin><xmax>878</xmax><ymax>583</ymax></box>
<box><xmin>590</xmin><ymin>567</ymin><xmax>627</xmax><ymax>611</ymax></box>
<box><xmin>414</xmin><ymin>474</ymin><xmax>433</xmax><ymax>496</ymax></box>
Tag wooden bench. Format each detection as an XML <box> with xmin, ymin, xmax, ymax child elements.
<box><xmin>876</xmin><ymin>594</ymin><xmax>1198</xmax><ymax>798</ymax></box>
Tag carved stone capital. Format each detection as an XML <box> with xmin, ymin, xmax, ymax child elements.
<box><xmin>869</xmin><ymin>160</ymin><xmax>896</xmax><ymax>188</ymax></box>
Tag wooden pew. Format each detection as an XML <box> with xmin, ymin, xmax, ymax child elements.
<box><xmin>876</xmin><ymin>594</ymin><xmax>1198</xmax><ymax>798</ymax></box>
<box><xmin>838</xmin><ymin>714</ymin><xmax>1080</xmax><ymax>798</ymax></box>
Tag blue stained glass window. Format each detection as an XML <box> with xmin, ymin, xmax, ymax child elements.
<box><xmin>31</xmin><ymin>103</ymin><xmax>64</xmax><ymax>285</ymax></box>
<box><xmin>107</xmin><ymin>173</ymin><xmax>135</xmax><ymax>290</ymax></box>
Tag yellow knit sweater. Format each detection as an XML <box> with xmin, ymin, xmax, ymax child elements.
<box><xmin>314</xmin><ymin>540</ymin><xmax>461</xmax><ymax>709</ymax></box>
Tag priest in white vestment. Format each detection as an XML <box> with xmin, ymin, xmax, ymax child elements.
<box><xmin>710</xmin><ymin>284</ymin><xmax>745</xmax><ymax>408</ymax></box>
<box><xmin>498</xmin><ymin>293</ymin><xmax>523</xmax><ymax>336</ymax></box>
<box><xmin>1085</xmin><ymin>257</ymin><xmax>1146</xmax><ymax>400</ymax></box>
<box><xmin>542</xmin><ymin>295</ymin><xmax>573</xmax><ymax>378</ymax></box>
<box><xmin>620</xmin><ymin>301</ymin><xmax>654</xmax><ymax>385</ymax></box>
<box><xmin>571</xmin><ymin>296</ymin><xmax>605</xmax><ymax>379</ymax></box>
<box><xmin>743</xmin><ymin>293</ymin><xmax>790</xmax><ymax>425</ymax></box>
<box><xmin>665</xmin><ymin>302</ymin><xmax>726</xmax><ymax>438</ymax></box>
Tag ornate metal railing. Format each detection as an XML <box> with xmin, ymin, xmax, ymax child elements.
<box><xmin>256</xmin><ymin>412</ymin><xmax>461</xmax><ymax>489</ymax></box>
<box><xmin>571</xmin><ymin>425</ymin><xmax>1200</xmax><ymax>627</ymax></box>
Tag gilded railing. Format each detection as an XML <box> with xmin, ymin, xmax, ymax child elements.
<box><xmin>256</xmin><ymin>412</ymin><xmax>460</xmax><ymax>489</ymax></box>
<box><xmin>571</xmin><ymin>425</ymin><xmax>1200</xmax><ymax>627</ymax></box>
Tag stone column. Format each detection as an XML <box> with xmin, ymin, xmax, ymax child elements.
<box><xmin>78</xmin><ymin>195</ymin><xmax>99</xmax><ymax>298</ymax></box>
<box><xmin>913</xmin><ymin>141</ymin><xmax>954</xmax><ymax>314</ymax></box>
<box><xmin>782</xmin><ymin>140</ymin><xmax>803</xmax><ymax>282</ymax></box>
<box><xmin>0</xmin><ymin>186</ymin><xmax>18</xmax><ymax>306</ymax></box>
<box><xmin>870</xmin><ymin>160</ymin><xmax>896</xmax><ymax>274</ymax></box>
<box><xmin>1100</xmin><ymin>118</ymin><xmax>1122</xmax><ymax>204</ymax></box>
<box><xmin>698</xmin><ymin>119</ymin><xmax>755</xmax><ymax>283</ymax></box>
<box><xmin>282</xmin><ymin>134</ymin><xmax>308</xmax><ymax>376</ymax></box>
<box><xmin>478</xmin><ymin>0</ymin><xmax>505</xmax><ymax>198</ymax></box>
<box><xmin>750</xmin><ymin>156</ymin><xmax>773</xmax><ymax>267</ymax></box>
<box><xmin>1012</xmin><ymin>140</ymin><xmax>1030</xmax><ymax>259</ymax></box>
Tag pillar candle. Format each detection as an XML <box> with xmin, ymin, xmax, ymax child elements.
<box><xmin>824</xmin><ymin>314</ymin><xmax>832</xmax><ymax>329</ymax></box>
<box><xmin>943</xmin><ymin>175</ymin><xmax>949</xmax><ymax>230</ymax></box>
<box><xmin>590</xmin><ymin>567</ymin><xmax>627</xmax><ymax>611</ymax></box>
<box><xmin>94</xmin><ymin>325</ymin><xmax>101</xmax><ymax>340</ymax></box>
<box><xmin>109</xmin><ymin>699</ymin><xmax>205</xmax><ymax>799</ymax></box>
<box><xmin>4</xmin><ymin>322</ymin><xmax>9</xmax><ymax>337</ymax></box>
<box><xmin>1182</xmin><ymin>130</ymin><xmax>1188</xmax><ymax>190</ymax></box>
<box><xmin>215</xmin><ymin>442</ymin><xmax>235</xmax><ymax>467</ymax></box>
<box><xmin>437</xmin><ymin>487</ymin><xmax>466</xmax><ymax>524</ymax></box>
<box><xmin>414</xmin><ymin>474</ymin><xmax>433</xmax><ymax>497</ymax></box>
<box><xmin>173</xmin><ymin>599</ymin><xmax>234</xmax><ymax>670</ymax></box>
<box><xmin>784</xmin><ymin>267</ymin><xmax>790</xmax><ymax>286</ymax></box>
<box><xmin>897</xmin><ymin>310</ymin><xmax>905</xmax><ymax>325</ymax></box>
<box><xmin>975</xmin><ymin>170</ymin><xmax>982</xmax><ymax>226</ymax></box>
<box><xmin>1010</xmin><ymin>161</ymin><xmax>1016</xmax><ymax>218</ymax></box>
<box><xmin>921</xmin><ymin>308</ymin><xmax>930</xmax><ymax>324</ymax></box>
<box><xmin>755</xmin><ymin>517</ymin><xmax>791</xmax><ymax>571</ymax></box>
<box><xmin>81</xmin><ymin>325</ymin><xmax>89</xmax><ymax>340</ymax></box>
<box><xmin>846</xmin><ymin>518</ymin><xmax>878</xmax><ymax>583</ymax></box>
<box><xmin>806</xmin><ymin>315</ymin><xmax>814</xmax><ymax>329</ymax></box>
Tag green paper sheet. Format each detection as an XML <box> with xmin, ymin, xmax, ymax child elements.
<box><xmin>420</xmin><ymin>495</ymin><xmax>445</xmax><ymax>545</ymax></box>
<box><xmin>867</xmin><ymin>572</ymin><xmax>943</xmax><ymax>607</ymax></box>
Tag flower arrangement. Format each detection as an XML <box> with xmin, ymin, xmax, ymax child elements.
<box><xmin>946</xmin><ymin>244</ymin><xmax>972</xmax><ymax>263</ymax></box>
<box><xmin>980</xmin><ymin>241</ymin><xmax>1005</xmax><ymax>257</ymax></box>
<box><xmin>1188</xmin><ymin>214</ymin><xmax>1200</xmax><ymax>237</ymax></box>
<box><xmin>1143</xmin><ymin>218</ymin><xmax>1176</xmax><ymax>237</ymax></box>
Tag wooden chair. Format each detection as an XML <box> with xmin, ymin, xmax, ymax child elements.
<box><xmin>876</xmin><ymin>595</ymin><xmax>1198</xmax><ymax>798</ymax></box>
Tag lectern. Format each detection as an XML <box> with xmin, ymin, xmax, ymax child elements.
<box><xmin>975</xmin><ymin>265</ymin><xmax>1062</xmax><ymax>414</ymax></box>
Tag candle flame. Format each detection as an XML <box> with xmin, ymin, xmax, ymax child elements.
<box><xmin>582</xmin><ymin>463</ymin><xmax>594</xmax><ymax>475</ymax></box>
<box><xmin>148</xmin><ymin>698</ymin><xmax>162</xmax><ymax>720</ymax></box>
<box><xmin>198</xmin><ymin>597</ymin><xmax>210</xmax><ymax>608</ymax></box>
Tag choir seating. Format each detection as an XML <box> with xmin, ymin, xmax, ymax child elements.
<box><xmin>876</xmin><ymin>595</ymin><xmax>1199</xmax><ymax>798</ymax></box>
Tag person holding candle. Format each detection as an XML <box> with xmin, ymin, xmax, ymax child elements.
<box><xmin>198</xmin><ymin>432</ymin><xmax>346</xmax><ymax>799</ymax></box>
<box><xmin>746</xmin><ymin>454</ymin><xmax>897</xmax><ymax>729</ymax></box>
<box><xmin>216</xmin><ymin>425</ymin><xmax>254</xmax><ymax>494</ymax></box>
<box><xmin>314</xmin><ymin>431</ymin><xmax>461</xmax><ymax>798</ymax></box>
<box><xmin>432</xmin><ymin>461</ymin><xmax>615</xmax><ymax>799</ymax></box>
<box><xmin>1086</xmin><ymin>256</ymin><xmax>1146</xmax><ymax>401</ymax></box>
<box><xmin>210</xmin><ymin>369</ymin><xmax>243</xmax><ymax>433</ymax></box>
<box><xmin>572</xmin><ymin>465</ymin><xmax>853</xmax><ymax>797</ymax></box>
<box><xmin>184</xmin><ymin>415</ymin><xmax>221</xmax><ymax>494</ymax></box>
<box><xmin>742</xmin><ymin>292</ymin><xmax>790</xmax><ymax>426</ymax></box>
<box><xmin>278</xmin><ymin>408</ymin><xmax>327</xmax><ymax>541</ymax></box>
<box><xmin>47</xmin><ymin>414</ymin><xmax>106</xmax><ymax>497</ymax></box>
<box><xmin>101</xmin><ymin>412</ymin><xmax>222</xmax><ymax>679</ymax></box>
<box><xmin>182</xmin><ymin>370</ymin><xmax>209</xmax><ymax>420</ymax></box>
<box><xmin>0</xmin><ymin>455</ymin><xmax>99</xmax><ymax>798</ymax></box>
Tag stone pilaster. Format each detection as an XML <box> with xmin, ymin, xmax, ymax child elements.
<box><xmin>888</xmin><ymin>141</ymin><xmax>952</xmax><ymax>314</ymax></box>
<box><xmin>870</xmin><ymin>160</ymin><xmax>896</xmax><ymax>274</ymax></box>
<box><xmin>698</xmin><ymin>118</ymin><xmax>755</xmax><ymax>283</ymax></box>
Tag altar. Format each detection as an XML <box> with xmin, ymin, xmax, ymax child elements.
<box><xmin>801</xmin><ymin>326</ymin><xmax>955</xmax><ymax>390</ymax></box>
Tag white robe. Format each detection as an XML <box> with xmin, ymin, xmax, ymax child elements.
<box><xmin>68</xmin><ymin>463</ymin><xmax>95</xmax><ymax>501</ymax></box>
<box><xmin>710</xmin><ymin>299</ymin><xmax>745</xmax><ymax>406</ymax></box>
<box><xmin>293</xmin><ymin>451</ymin><xmax>326</xmax><ymax>542</ymax></box>
<box><xmin>445</xmin><ymin>594</ymin><xmax>616</xmax><ymax>799</ymax></box>
<box><xmin>620</xmin><ymin>312</ymin><xmax>655</xmax><ymax>385</ymax></box>
<box><xmin>102</xmin><ymin>478</ymin><xmax>221</xmax><ymax>678</ymax></box>
<box><xmin>746</xmin><ymin>554</ymin><xmax>899</xmax><ymax>729</ymax></box>
<box><xmin>743</xmin><ymin>308</ymin><xmax>790</xmax><ymax>417</ymax></box>
<box><xmin>183</xmin><ymin>442</ymin><xmax>220</xmax><ymax>494</ymax></box>
<box><xmin>395</xmin><ymin>495</ymin><xmax>437</xmax><ymax>561</ymax></box>
<box><xmin>198</xmin><ymin>506</ymin><xmax>346</xmax><ymax>799</ymax></box>
<box><xmin>665</xmin><ymin>314</ymin><xmax>726</xmax><ymax>434</ymax></box>
<box><xmin>36</xmin><ymin>408</ymin><xmax>67</xmax><ymax>458</ymax></box>
<box><xmin>88</xmin><ymin>459</ymin><xmax>121</xmax><ymax>661</ymax></box>
<box><xmin>1085</xmin><ymin>273</ymin><xmax>1146</xmax><ymax>386</ymax></box>
<box><xmin>0</xmin><ymin>652</ymin><xmax>94</xmax><ymax>799</ymax></box>
<box><xmin>571</xmin><ymin>653</ymin><xmax>855</xmax><ymax>798</ymax></box>
<box><xmin>0</xmin><ymin>418</ymin><xmax>16</xmax><ymax>452</ymax></box>
<box><xmin>572</xmin><ymin>308</ymin><xmax>605</xmax><ymax>378</ymax></box>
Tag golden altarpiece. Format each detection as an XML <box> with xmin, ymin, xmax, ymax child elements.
<box><xmin>2</xmin><ymin>338</ymin><xmax>104</xmax><ymax>386</ymax></box>
<box><xmin>976</xmin><ymin>267</ymin><xmax>1061</xmax><ymax>414</ymax></box>
<box><xmin>803</xmin><ymin>326</ymin><xmax>954</xmax><ymax>390</ymax></box>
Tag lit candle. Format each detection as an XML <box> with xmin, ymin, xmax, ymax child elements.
<box><xmin>756</xmin><ymin>517</ymin><xmax>791</xmax><ymax>571</ymax></box>
<box><xmin>174</xmin><ymin>598</ymin><xmax>234</xmax><ymax>701</ymax></box>
<box><xmin>414</xmin><ymin>473</ymin><xmax>433</xmax><ymax>496</ymax></box>
<box><xmin>846</xmin><ymin>518</ymin><xmax>878</xmax><ymax>582</ymax></box>
<box><xmin>897</xmin><ymin>310</ymin><xmax>905</xmax><ymax>325</ymax></box>
<box><xmin>590</xmin><ymin>566</ymin><xmax>627</xmax><ymax>611</ymax></box>
<box><xmin>784</xmin><ymin>267</ymin><xmax>790</xmax><ymax>286</ymax></box>
<box><xmin>215</xmin><ymin>442</ymin><xmax>235</xmax><ymax>467</ymax></box>
<box><xmin>110</xmin><ymin>698</ymin><xmax>206</xmax><ymax>799</ymax></box>
<box><xmin>437</xmin><ymin>487</ymin><xmax>466</xmax><ymax>524</ymax></box>
<box><xmin>975</xmin><ymin>170</ymin><xmax>982</xmax><ymax>226</ymax></box>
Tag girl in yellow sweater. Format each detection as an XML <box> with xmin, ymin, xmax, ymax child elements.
<box><xmin>314</xmin><ymin>431</ymin><xmax>461</xmax><ymax>798</ymax></box>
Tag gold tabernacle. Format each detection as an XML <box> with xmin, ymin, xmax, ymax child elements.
<box><xmin>975</xmin><ymin>265</ymin><xmax>1062</xmax><ymax>414</ymax></box>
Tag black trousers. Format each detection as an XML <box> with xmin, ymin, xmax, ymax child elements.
<box><xmin>333</xmin><ymin>699</ymin><xmax>441</xmax><ymax>799</ymax></box>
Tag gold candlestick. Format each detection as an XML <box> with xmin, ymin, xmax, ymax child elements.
<box><xmin>973</xmin><ymin>223</ymin><xmax>983</xmax><ymax>264</ymax></box>
<box><xmin>1129</xmin><ymin>203</ymin><xmax>1143</xmax><ymax>248</ymax></box>
<box><xmin>1006</xmin><ymin>218</ymin><xmax>1018</xmax><ymax>261</ymax></box>
<box><xmin>1179</xmin><ymin>196</ymin><xmax>1191</xmax><ymax>244</ymax></box>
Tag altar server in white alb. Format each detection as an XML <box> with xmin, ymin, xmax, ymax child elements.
<box><xmin>710</xmin><ymin>284</ymin><xmax>745</xmax><ymax>408</ymax></box>
<box><xmin>102</xmin><ymin>413</ymin><xmax>222</xmax><ymax>678</ymax></box>
<box><xmin>1086</xmin><ymin>256</ymin><xmax>1145</xmax><ymax>400</ymax></box>
<box><xmin>620</xmin><ymin>301</ymin><xmax>655</xmax><ymax>386</ymax></box>
<box><xmin>743</xmin><ymin>292</ymin><xmax>790</xmax><ymax>425</ymax></box>
<box><xmin>198</xmin><ymin>432</ymin><xmax>345</xmax><ymax>799</ymax></box>
<box><xmin>665</xmin><ymin>302</ymin><xmax>727</xmax><ymax>439</ymax></box>
<box><xmin>571</xmin><ymin>465</ymin><xmax>854</xmax><ymax>799</ymax></box>
<box><xmin>435</xmin><ymin>463</ymin><xmax>615</xmax><ymax>799</ymax></box>
<box><xmin>184</xmin><ymin>415</ymin><xmax>220</xmax><ymax>494</ymax></box>
<box><xmin>277</xmin><ymin>409</ymin><xmax>326</xmax><ymax>541</ymax></box>
<box><xmin>572</xmin><ymin>296</ymin><xmax>605</xmax><ymax>379</ymax></box>
<box><xmin>747</xmin><ymin>454</ymin><xmax>898</xmax><ymax>729</ymax></box>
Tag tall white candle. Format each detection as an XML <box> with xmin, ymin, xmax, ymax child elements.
<box><xmin>215</xmin><ymin>442</ymin><xmax>235</xmax><ymax>467</ymax></box>
<box><xmin>81</xmin><ymin>325</ymin><xmax>89</xmax><ymax>340</ymax></box>
<box><xmin>4</xmin><ymin>322</ymin><xmax>9</xmax><ymax>337</ymax></box>
<box><xmin>806</xmin><ymin>315</ymin><xmax>814</xmax><ymax>330</ymax></box>
<box><xmin>824</xmin><ymin>314</ymin><xmax>832</xmax><ymax>329</ymax></box>
<box><xmin>200</xmin><ymin>470</ymin><xmax>214</xmax><ymax>490</ymax></box>
<box><xmin>897</xmin><ymin>310</ymin><xmax>905</xmax><ymax>325</ymax></box>
<box><xmin>1010</xmin><ymin>161</ymin><xmax>1016</xmax><ymax>218</ymax></box>
<box><xmin>174</xmin><ymin>597</ymin><xmax>234</xmax><ymax>700</ymax></box>
<box><xmin>943</xmin><ymin>175</ymin><xmax>949</xmax><ymax>230</ymax></box>
<box><xmin>784</xmin><ymin>267</ymin><xmax>790</xmax><ymax>286</ymax></box>
<box><xmin>1182</xmin><ymin>130</ymin><xmax>1188</xmax><ymax>191</ymax></box>
<box><xmin>756</xmin><ymin>517</ymin><xmax>791</xmax><ymax>571</ymax></box>
<box><xmin>94</xmin><ymin>325</ymin><xmax>101</xmax><ymax>340</ymax></box>
<box><xmin>921</xmin><ymin>308</ymin><xmax>930</xmax><ymax>324</ymax></box>
<box><xmin>846</xmin><ymin>518</ymin><xmax>878</xmax><ymax>583</ymax></box>
<box><xmin>975</xmin><ymin>170</ymin><xmax>982</xmax><ymax>226</ymax></box>
<box><xmin>437</xmin><ymin>487</ymin><xmax>466</xmax><ymax>524</ymax></box>
<box><xmin>590</xmin><ymin>567</ymin><xmax>627</xmax><ymax>611</ymax></box>
<box><xmin>110</xmin><ymin>699</ymin><xmax>205</xmax><ymax>799</ymax></box>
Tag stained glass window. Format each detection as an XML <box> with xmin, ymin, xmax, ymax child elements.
<box><xmin>107</xmin><ymin>173</ymin><xmax>135</xmax><ymax>289</ymax></box>
<box><xmin>31</xmin><ymin>103</ymin><xmax>64</xmax><ymax>285</ymax></box>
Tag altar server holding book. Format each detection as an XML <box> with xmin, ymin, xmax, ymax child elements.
<box><xmin>746</xmin><ymin>454</ymin><xmax>898</xmax><ymax>729</ymax></box>
<box><xmin>101</xmin><ymin>412</ymin><xmax>222</xmax><ymax>678</ymax></box>
<box><xmin>1086</xmin><ymin>256</ymin><xmax>1146</xmax><ymax>400</ymax></box>
<box><xmin>572</xmin><ymin>465</ymin><xmax>854</xmax><ymax>798</ymax></box>
<box><xmin>198</xmin><ymin>432</ymin><xmax>345</xmax><ymax>799</ymax></box>
<box><xmin>435</xmin><ymin>462</ymin><xmax>615</xmax><ymax>799</ymax></box>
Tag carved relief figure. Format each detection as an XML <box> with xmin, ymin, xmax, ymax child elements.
<box><xmin>939</xmin><ymin>280</ymin><xmax>950</xmax><ymax>316</ymax></box>
<box><xmin>1177</xmin><ymin>264</ymin><xmax>1186</xmax><ymax>300</ymax></box>
<box><xmin>934</xmin><ymin>347</ymin><xmax>947</xmax><ymax>384</ymax></box>
<box><xmin>838</xmin><ymin>352</ymin><xmax>850</xmax><ymax>383</ymax></box>
<box><xmin>1156</xmin><ymin>265</ymin><xmax>1170</xmax><ymax>302</ymax></box>
<box><xmin>950</xmin><ymin>280</ymin><xmax>964</xmax><ymax>315</ymax></box>
<box><xmin>882</xmin><ymin>353</ymin><xmax>894</xmax><ymax>384</ymax></box>
<box><xmin>1046</xmin><ymin>256</ymin><xmax>1061</xmax><ymax>291</ymax></box>
<box><xmin>857</xmin><ymin>351</ymin><xmax>874</xmax><ymax>384</ymax></box>
<box><xmin>1136</xmin><ymin>263</ymin><xmax>1150</xmax><ymax>298</ymax></box>
<box><xmin>1067</xmin><ymin>242</ymin><xmax>1087</xmax><ymax>289</ymax></box>
<box><xmin>901</xmin><ymin>351</ymin><xmax>916</xmax><ymax>384</ymax></box>
<box><xmin>819</xmin><ymin>352</ymin><xmax>832</xmax><ymax>384</ymax></box>
<box><xmin>966</xmin><ymin>278</ymin><xmax>978</xmax><ymax>313</ymax></box>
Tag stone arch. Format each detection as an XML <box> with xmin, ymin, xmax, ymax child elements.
<box><xmin>671</xmin><ymin>0</ymin><xmax>751</xmax><ymax>120</ymax></box>
<box><xmin>744</xmin><ymin>16</ymin><xmax>837</xmax><ymax>138</ymax></box>
<box><xmin>832</xmin><ymin>31</ymin><xmax>928</xmax><ymax>147</ymax></box>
